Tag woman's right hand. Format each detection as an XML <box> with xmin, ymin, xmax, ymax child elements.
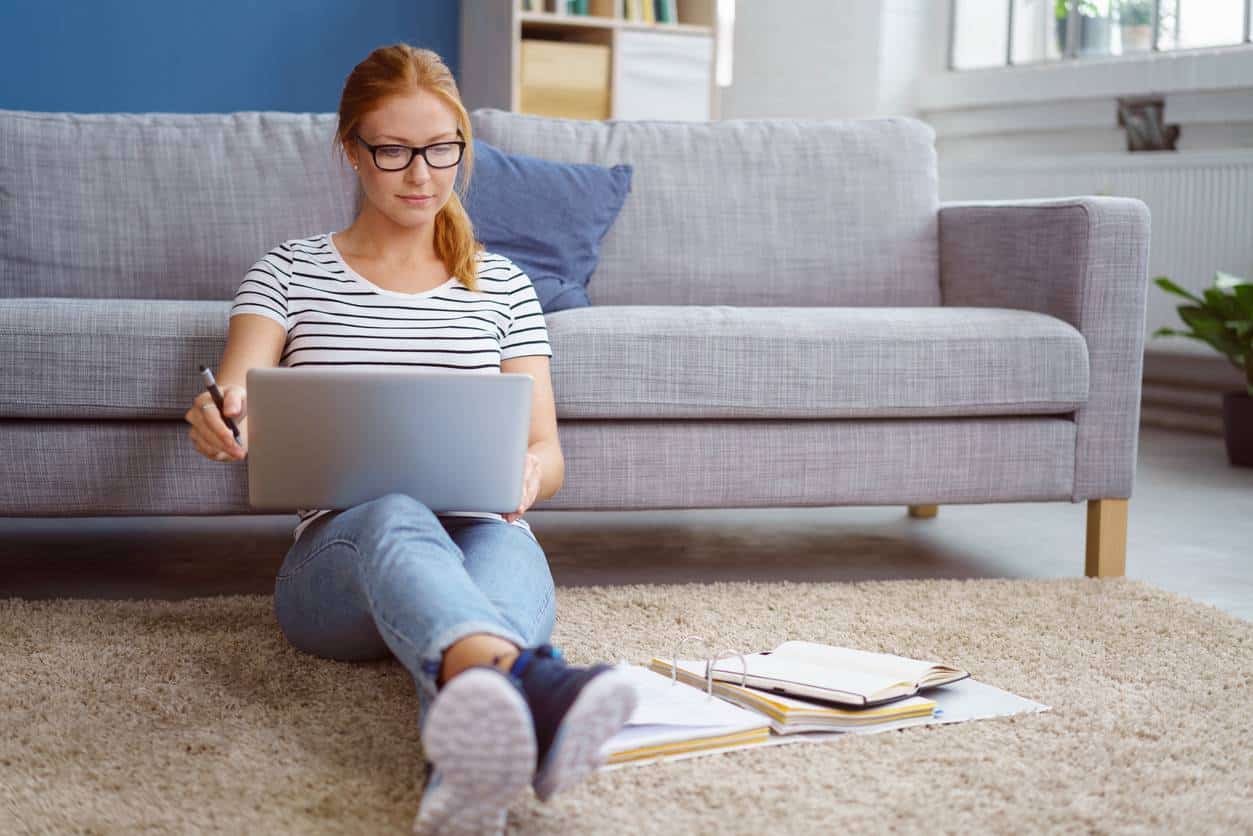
<box><xmin>186</xmin><ymin>384</ymin><xmax>248</xmax><ymax>462</ymax></box>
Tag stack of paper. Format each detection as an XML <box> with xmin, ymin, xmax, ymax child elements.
<box><xmin>598</xmin><ymin>663</ymin><xmax>772</xmax><ymax>765</ymax></box>
<box><xmin>597</xmin><ymin>641</ymin><xmax>1051</xmax><ymax>770</ymax></box>
<box><xmin>646</xmin><ymin>657</ymin><xmax>937</xmax><ymax>734</ymax></box>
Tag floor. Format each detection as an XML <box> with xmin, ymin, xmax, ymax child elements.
<box><xmin>2</xmin><ymin>426</ymin><xmax>1249</xmax><ymax>622</ymax></box>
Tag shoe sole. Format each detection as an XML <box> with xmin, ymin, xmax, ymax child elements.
<box><xmin>533</xmin><ymin>667</ymin><xmax>639</xmax><ymax>803</ymax></box>
<box><xmin>414</xmin><ymin>667</ymin><xmax>537</xmax><ymax>835</ymax></box>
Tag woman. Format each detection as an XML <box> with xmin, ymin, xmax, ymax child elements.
<box><xmin>183</xmin><ymin>43</ymin><xmax>637</xmax><ymax>836</ymax></box>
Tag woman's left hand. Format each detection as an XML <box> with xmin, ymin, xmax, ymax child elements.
<box><xmin>503</xmin><ymin>451</ymin><xmax>541</xmax><ymax>523</ymax></box>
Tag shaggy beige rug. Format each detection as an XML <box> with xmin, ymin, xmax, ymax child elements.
<box><xmin>2</xmin><ymin>577</ymin><xmax>1250</xmax><ymax>835</ymax></box>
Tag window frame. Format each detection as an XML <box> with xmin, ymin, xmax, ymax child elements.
<box><xmin>948</xmin><ymin>0</ymin><xmax>1253</xmax><ymax>72</ymax></box>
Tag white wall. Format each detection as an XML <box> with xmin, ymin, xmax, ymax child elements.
<box><xmin>716</xmin><ymin>0</ymin><xmax>931</xmax><ymax>120</ymax></box>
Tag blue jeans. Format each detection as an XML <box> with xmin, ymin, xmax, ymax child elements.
<box><xmin>272</xmin><ymin>492</ymin><xmax>557</xmax><ymax>728</ymax></box>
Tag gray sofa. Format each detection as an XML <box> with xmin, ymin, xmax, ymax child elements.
<box><xmin>0</xmin><ymin>107</ymin><xmax>1149</xmax><ymax>577</ymax></box>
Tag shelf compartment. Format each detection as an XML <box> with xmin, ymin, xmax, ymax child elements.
<box><xmin>519</xmin><ymin>38</ymin><xmax>613</xmax><ymax>120</ymax></box>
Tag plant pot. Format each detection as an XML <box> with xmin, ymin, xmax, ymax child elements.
<box><xmin>1221</xmin><ymin>391</ymin><xmax>1253</xmax><ymax>468</ymax></box>
<box><xmin>1056</xmin><ymin>14</ymin><xmax>1114</xmax><ymax>57</ymax></box>
<box><xmin>1119</xmin><ymin>23</ymin><xmax>1152</xmax><ymax>52</ymax></box>
<box><xmin>1079</xmin><ymin>15</ymin><xmax>1112</xmax><ymax>55</ymax></box>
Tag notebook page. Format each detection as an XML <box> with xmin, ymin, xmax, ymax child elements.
<box><xmin>605</xmin><ymin>724</ymin><xmax>767</xmax><ymax>758</ymax></box>
<box><xmin>767</xmin><ymin>641</ymin><xmax>953</xmax><ymax>682</ymax></box>
<box><xmin>741</xmin><ymin>689</ymin><xmax>937</xmax><ymax>717</ymax></box>
<box><xmin>601</xmin><ymin>663</ymin><xmax>771</xmax><ymax>759</ymax></box>
<box><xmin>615</xmin><ymin>663</ymin><xmax>767</xmax><ymax>729</ymax></box>
<box><xmin>676</xmin><ymin>655</ymin><xmax>902</xmax><ymax>701</ymax></box>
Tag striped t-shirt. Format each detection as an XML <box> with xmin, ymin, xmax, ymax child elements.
<box><xmin>229</xmin><ymin>232</ymin><xmax>553</xmax><ymax>544</ymax></box>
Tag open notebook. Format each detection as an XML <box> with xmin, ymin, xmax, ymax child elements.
<box><xmin>601</xmin><ymin>663</ymin><xmax>773</xmax><ymax>766</ymax></box>
<box><xmin>644</xmin><ymin>657</ymin><xmax>937</xmax><ymax>734</ymax></box>
<box><xmin>653</xmin><ymin>640</ymin><xmax>970</xmax><ymax>709</ymax></box>
<box><xmin>600</xmin><ymin>655</ymin><xmax>945</xmax><ymax>764</ymax></box>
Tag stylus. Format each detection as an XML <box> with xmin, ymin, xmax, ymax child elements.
<box><xmin>199</xmin><ymin>365</ymin><xmax>242</xmax><ymax>444</ymax></box>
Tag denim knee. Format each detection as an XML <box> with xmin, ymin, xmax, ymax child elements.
<box><xmin>350</xmin><ymin>492</ymin><xmax>459</xmax><ymax>559</ymax></box>
<box><xmin>357</xmin><ymin>492</ymin><xmax>440</xmax><ymax>529</ymax></box>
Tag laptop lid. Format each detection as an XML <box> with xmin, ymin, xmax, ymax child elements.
<box><xmin>245</xmin><ymin>367</ymin><xmax>533</xmax><ymax>513</ymax></box>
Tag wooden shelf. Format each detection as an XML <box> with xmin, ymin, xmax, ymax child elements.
<box><xmin>519</xmin><ymin>11</ymin><xmax>714</xmax><ymax>35</ymax></box>
<box><xmin>460</xmin><ymin>0</ymin><xmax>723</xmax><ymax>122</ymax></box>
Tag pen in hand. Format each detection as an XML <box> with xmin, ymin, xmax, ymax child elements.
<box><xmin>199</xmin><ymin>365</ymin><xmax>242</xmax><ymax>446</ymax></box>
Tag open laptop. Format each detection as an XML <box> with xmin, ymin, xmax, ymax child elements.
<box><xmin>245</xmin><ymin>367</ymin><xmax>533</xmax><ymax>513</ymax></box>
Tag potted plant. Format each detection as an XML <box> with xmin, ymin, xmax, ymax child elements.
<box><xmin>1114</xmin><ymin>0</ymin><xmax>1153</xmax><ymax>51</ymax></box>
<box><xmin>1055</xmin><ymin>0</ymin><xmax>1112</xmax><ymax>57</ymax></box>
<box><xmin>1152</xmin><ymin>271</ymin><xmax>1253</xmax><ymax>467</ymax></box>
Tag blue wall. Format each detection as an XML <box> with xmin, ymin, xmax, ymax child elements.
<box><xmin>0</xmin><ymin>0</ymin><xmax>460</xmax><ymax>113</ymax></box>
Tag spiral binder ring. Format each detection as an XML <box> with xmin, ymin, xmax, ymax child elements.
<box><xmin>669</xmin><ymin>635</ymin><xmax>711</xmax><ymax>686</ymax></box>
<box><xmin>667</xmin><ymin>635</ymin><xmax>750</xmax><ymax>700</ymax></box>
<box><xmin>707</xmin><ymin>648</ymin><xmax>749</xmax><ymax>693</ymax></box>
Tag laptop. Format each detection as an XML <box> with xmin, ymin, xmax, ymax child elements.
<box><xmin>245</xmin><ymin>367</ymin><xmax>533</xmax><ymax>513</ymax></box>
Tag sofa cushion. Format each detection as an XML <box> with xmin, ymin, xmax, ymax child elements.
<box><xmin>0</xmin><ymin>109</ymin><xmax>356</xmax><ymax>301</ymax></box>
<box><xmin>461</xmin><ymin>138</ymin><xmax>632</xmax><ymax>314</ymax></box>
<box><xmin>544</xmin><ymin>306</ymin><xmax>1088</xmax><ymax>418</ymax></box>
<box><xmin>0</xmin><ymin>301</ymin><xmax>1087</xmax><ymax>420</ymax></box>
<box><xmin>470</xmin><ymin>108</ymin><xmax>941</xmax><ymax>309</ymax></box>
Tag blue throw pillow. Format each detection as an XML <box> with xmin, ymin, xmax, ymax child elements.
<box><xmin>461</xmin><ymin>138</ymin><xmax>632</xmax><ymax>313</ymax></box>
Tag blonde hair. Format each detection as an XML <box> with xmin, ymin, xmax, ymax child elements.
<box><xmin>331</xmin><ymin>43</ymin><xmax>483</xmax><ymax>292</ymax></box>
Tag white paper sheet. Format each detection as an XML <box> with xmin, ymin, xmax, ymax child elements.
<box><xmin>598</xmin><ymin>670</ymin><xmax>1051</xmax><ymax>772</ymax></box>
<box><xmin>599</xmin><ymin>663</ymin><xmax>772</xmax><ymax>756</ymax></box>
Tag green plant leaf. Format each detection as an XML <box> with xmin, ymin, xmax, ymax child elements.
<box><xmin>1234</xmin><ymin>284</ymin><xmax>1253</xmax><ymax>319</ymax></box>
<box><xmin>1153</xmin><ymin>276</ymin><xmax>1203</xmax><ymax>304</ymax></box>
<box><xmin>1179</xmin><ymin>311</ymin><xmax>1244</xmax><ymax>362</ymax></box>
<box><xmin>1203</xmin><ymin>287</ymin><xmax>1241</xmax><ymax>321</ymax></box>
<box><xmin>1177</xmin><ymin>305</ymin><xmax>1221</xmax><ymax>329</ymax></box>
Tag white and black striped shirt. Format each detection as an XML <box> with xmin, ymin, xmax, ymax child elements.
<box><xmin>229</xmin><ymin>232</ymin><xmax>552</xmax><ymax>544</ymax></box>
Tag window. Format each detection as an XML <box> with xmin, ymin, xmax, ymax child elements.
<box><xmin>950</xmin><ymin>0</ymin><xmax>1253</xmax><ymax>70</ymax></box>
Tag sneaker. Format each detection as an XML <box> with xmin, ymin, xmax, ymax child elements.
<box><xmin>413</xmin><ymin>665</ymin><xmax>537</xmax><ymax>835</ymax></box>
<box><xmin>505</xmin><ymin>644</ymin><xmax>638</xmax><ymax>803</ymax></box>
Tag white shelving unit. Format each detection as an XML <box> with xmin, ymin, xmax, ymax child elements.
<box><xmin>459</xmin><ymin>0</ymin><xmax>722</xmax><ymax>121</ymax></box>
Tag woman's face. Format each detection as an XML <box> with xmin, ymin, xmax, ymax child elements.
<box><xmin>346</xmin><ymin>90</ymin><xmax>463</xmax><ymax>228</ymax></box>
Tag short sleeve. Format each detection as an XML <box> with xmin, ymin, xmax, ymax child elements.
<box><xmin>230</xmin><ymin>243</ymin><xmax>291</xmax><ymax>331</ymax></box>
<box><xmin>500</xmin><ymin>263</ymin><xmax>554</xmax><ymax>360</ymax></box>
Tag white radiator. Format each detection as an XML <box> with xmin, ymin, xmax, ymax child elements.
<box><xmin>940</xmin><ymin>150</ymin><xmax>1253</xmax><ymax>436</ymax></box>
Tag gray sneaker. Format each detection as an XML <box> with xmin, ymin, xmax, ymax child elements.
<box><xmin>413</xmin><ymin>665</ymin><xmax>537</xmax><ymax>835</ymax></box>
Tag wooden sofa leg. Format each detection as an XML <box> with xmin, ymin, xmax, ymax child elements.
<box><xmin>907</xmin><ymin>504</ymin><xmax>938</xmax><ymax>518</ymax></box>
<box><xmin>1085</xmin><ymin>499</ymin><xmax>1128</xmax><ymax>578</ymax></box>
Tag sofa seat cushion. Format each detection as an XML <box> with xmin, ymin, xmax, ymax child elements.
<box><xmin>0</xmin><ymin>299</ymin><xmax>228</xmax><ymax>419</ymax></box>
<box><xmin>0</xmin><ymin>300</ymin><xmax>1087</xmax><ymax>420</ymax></box>
<box><xmin>545</xmin><ymin>305</ymin><xmax>1088</xmax><ymax>419</ymax></box>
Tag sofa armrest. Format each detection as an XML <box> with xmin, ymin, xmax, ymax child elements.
<box><xmin>938</xmin><ymin>196</ymin><xmax>1151</xmax><ymax>501</ymax></box>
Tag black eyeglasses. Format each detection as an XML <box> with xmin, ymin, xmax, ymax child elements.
<box><xmin>352</xmin><ymin>131</ymin><xmax>466</xmax><ymax>171</ymax></box>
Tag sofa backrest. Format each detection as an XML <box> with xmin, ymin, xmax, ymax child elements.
<box><xmin>1</xmin><ymin>107</ymin><xmax>941</xmax><ymax>307</ymax></box>
<box><xmin>0</xmin><ymin>109</ymin><xmax>356</xmax><ymax>300</ymax></box>
<box><xmin>470</xmin><ymin>108</ymin><xmax>941</xmax><ymax>307</ymax></box>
